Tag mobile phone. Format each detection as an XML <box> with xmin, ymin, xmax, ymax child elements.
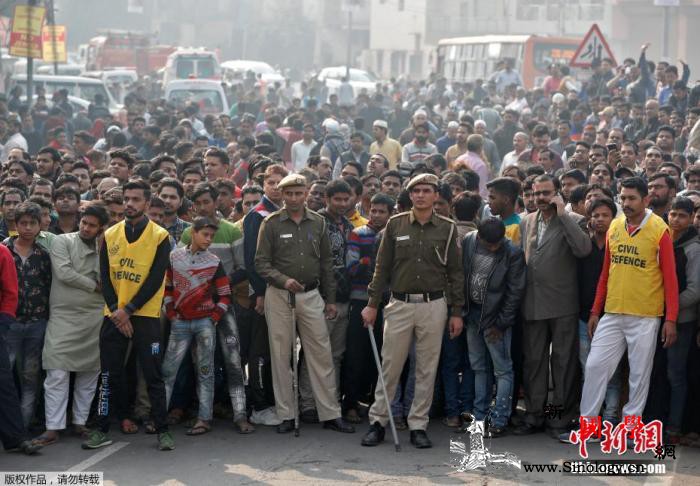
<box><xmin>606</xmin><ymin>143</ymin><xmax>618</xmax><ymax>152</ymax></box>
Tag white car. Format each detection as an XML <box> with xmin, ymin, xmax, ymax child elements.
<box><xmin>315</xmin><ymin>66</ymin><xmax>379</xmax><ymax>98</ymax></box>
<box><xmin>36</xmin><ymin>63</ymin><xmax>85</xmax><ymax>76</ymax></box>
<box><xmin>83</xmin><ymin>69</ymin><xmax>138</xmax><ymax>104</ymax></box>
<box><xmin>162</xmin><ymin>48</ymin><xmax>221</xmax><ymax>86</ymax></box>
<box><xmin>221</xmin><ymin>60</ymin><xmax>285</xmax><ymax>85</ymax></box>
<box><xmin>20</xmin><ymin>94</ymin><xmax>92</xmax><ymax>114</ymax></box>
<box><xmin>10</xmin><ymin>74</ymin><xmax>120</xmax><ymax>111</ymax></box>
<box><xmin>165</xmin><ymin>79</ymin><xmax>229</xmax><ymax>115</ymax></box>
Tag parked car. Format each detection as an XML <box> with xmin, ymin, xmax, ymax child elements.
<box><xmin>9</xmin><ymin>74</ymin><xmax>120</xmax><ymax>111</ymax></box>
<box><xmin>221</xmin><ymin>60</ymin><xmax>285</xmax><ymax>85</ymax></box>
<box><xmin>162</xmin><ymin>48</ymin><xmax>220</xmax><ymax>86</ymax></box>
<box><xmin>35</xmin><ymin>64</ymin><xmax>85</xmax><ymax>76</ymax></box>
<box><xmin>164</xmin><ymin>79</ymin><xmax>229</xmax><ymax>115</ymax></box>
<box><xmin>20</xmin><ymin>94</ymin><xmax>91</xmax><ymax>112</ymax></box>
<box><xmin>313</xmin><ymin>66</ymin><xmax>379</xmax><ymax>98</ymax></box>
<box><xmin>83</xmin><ymin>69</ymin><xmax>138</xmax><ymax>104</ymax></box>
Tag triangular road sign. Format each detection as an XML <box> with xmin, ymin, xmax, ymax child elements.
<box><xmin>570</xmin><ymin>24</ymin><xmax>616</xmax><ymax>68</ymax></box>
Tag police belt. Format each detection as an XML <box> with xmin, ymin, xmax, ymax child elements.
<box><xmin>301</xmin><ymin>281</ymin><xmax>319</xmax><ymax>292</ymax></box>
<box><xmin>391</xmin><ymin>291</ymin><xmax>444</xmax><ymax>303</ymax></box>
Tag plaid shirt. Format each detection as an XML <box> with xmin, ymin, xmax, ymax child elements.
<box><xmin>3</xmin><ymin>237</ymin><xmax>52</xmax><ymax>322</ymax></box>
<box><xmin>165</xmin><ymin>217</ymin><xmax>191</xmax><ymax>244</ymax></box>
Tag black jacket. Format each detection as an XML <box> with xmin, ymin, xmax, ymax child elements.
<box><xmin>462</xmin><ymin>232</ymin><xmax>527</xmax><ymax>331</ymax></box>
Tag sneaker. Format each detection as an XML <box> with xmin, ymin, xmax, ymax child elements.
<box><xmin>250</xmin><ymin>407</ymin><xmax>283</xmax><ymax>426</ymax></box>
<box><xmin>158</xmin><ymin>431</ymin><xmax>175</xmax><ymax>451</ymax></box>
<box><xmin>81</xmin><ymin>430</ymin><xmax>113</xmax><ymax>450</ymax></box>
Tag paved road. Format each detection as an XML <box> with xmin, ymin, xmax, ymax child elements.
<box><xmin>3</xmin><ymin>420</ymin><xmax>699</xmax><ymax>485</ymax></box>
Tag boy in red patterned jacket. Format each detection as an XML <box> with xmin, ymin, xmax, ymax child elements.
<box><xmin>162</xmin><ymin>217</ymin><xmax>231</xmax><ymax>436</ymax></box>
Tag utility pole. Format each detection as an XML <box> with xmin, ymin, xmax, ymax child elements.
<box><xmin>27</xmin><ymin>0</ymin><xmax>38</xmax><ymax>106</ymax></box>
<box><xmin>654</xmin><ymin>0</ymin><xmax>679</xmax><ymax>59</ymax></box>
<box><xmin>662</xmin><ymin>6</ymin><xmax>670</xmax><ymax>58</ymax></box>
<box><xmin>346</xmin><ymin>8</ymin><xmax>352</xmax><ymax>78</ymax></box>
<box><xmin>46</xmin><ymin>0</ymin><xmax>58</xmax><ymax>74</ymax></box>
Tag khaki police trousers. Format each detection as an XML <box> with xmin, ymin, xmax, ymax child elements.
<box><xmin>299</xmin><ymin>301</ymin><xmax>349</xmax><ymax>411</ymax></box>
<box><xmin>265</xmin><ymin>286</ymin><xmax>341</xmax><ymax>422</ymax></box>
<box><xmin>369</xmin><ymin>297</ymin><xmax>448</xmax><ymax>431</ymax></box>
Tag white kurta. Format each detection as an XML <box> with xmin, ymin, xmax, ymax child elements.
<box><xmin>42</xmin><ymin>232</ymin><xmax>104</xmax><ymax>372</ymax></box>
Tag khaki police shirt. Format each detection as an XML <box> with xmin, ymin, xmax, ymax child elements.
<box><xmin>255</xmin><ymin>207</ymin><xmax>336</xmax><ymax>304</ymax></box>
<box><xmin>367</xmin><ymin>210</ymin><xmax>464</xmax><ymax>316</ymax></box>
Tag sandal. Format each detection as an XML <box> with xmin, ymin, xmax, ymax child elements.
<box><xmin>234</xmin><ymin>418</ymin><xmax>255</xmax><ymax>434</ymax></box>
<box><xmin>143</xmin><ymin>420</ymin><xmax>157</xmax><ymax>435</ymax></box>
<box><xmin>72</xmin><ymin>425</ymin><xmax>90</xmax><ymax>439</ymax></box>
<box><xmin>166</xmin><ymin>408</ymin><xmax>185</xmax><ymax>426</ymax></box>
<box><xmin>120</xmin><ymin>418</ymin><xmax>139</xmax><ymax>434</ymax></box>
<box><xmin>186</xmin><ymin>421</ymin><xmax>211</xmax><ymax>436</ymax></box>
<box><xmin>31</xmin><ymin>431</ymin><xmax>59</xmax><ymax>446</ymax></box>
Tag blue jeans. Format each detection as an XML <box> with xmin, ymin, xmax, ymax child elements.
<box><xmin>466</xmin><ymin>308</ymin><xmax>511</xmax><ymax>428</ymax></box>
<box><xmin>391</xmin><ymin>340</ymin><xmax>415</xmax><ymax>417</ymax></box>
<box><xmin>666</xmin><ymin>321</ymin><xmax>695</xmax><ymax>431</ymax></box>
<box><xmin>163</xmin><ymin>318</ymin><xmax>216</xmax><ymax>421</ymax></box>
<box><xmin>579</xmin><ymin>319</ymin><xmax>622</xmax><ymax>423</ymax></box>
<box><xmin>6</xmin><ymin>319</ymin><xmax>47</xmax><ymax>426</ymax></box>
<box><xmin>440</xmin><ymin>326</ymin><xmax>475</xmax><ymax>418</ymax></box>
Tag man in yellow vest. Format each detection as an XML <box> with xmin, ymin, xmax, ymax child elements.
<box><xmin>82</xmin><ymin>180</ymin><xmax>175</xmax><ymax>451</ymax></box>
<box><xmin>580</xmin><ymin>177</ymin><xmax>678</xmax><ymax>428</ymax></box>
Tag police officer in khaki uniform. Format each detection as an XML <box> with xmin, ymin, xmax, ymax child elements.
<box><xmin>255</xmin><ymin>173</ymin><xmax>355</xmax><ymax>434</ymax></box>
<box><xmin>361</xmin><ymin>173</ymin><xmax>464</xmax><ymax>449</ymax></box>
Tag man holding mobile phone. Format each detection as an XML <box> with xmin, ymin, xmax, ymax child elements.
<box><xmin>513</xmin><ymin>174</ymin><xmax>592</xmax><ymax>438</ymax></box>
<box><xmin>606</xmin><ymin>142</ymin><xmax>622</xmax><ymax>169</ymax></box>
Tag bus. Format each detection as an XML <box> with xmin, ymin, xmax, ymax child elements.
<box><xmin>435</xmin><ymin>35</ymin><xmax>580</xmax><ymax>89</ymax></box>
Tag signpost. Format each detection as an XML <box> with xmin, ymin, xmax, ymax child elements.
<box><xmin>569</xmin><ymin>23</ymin><xmax>616</xmax><ymax>68</ymax></box>
<box><xmin>8</xmin><ymin>3</ymin><xmax>45</xmax><ymax>58</ymax></box>
<box><xmin>9</xmin><ymin>2</ymin><xmax>45</xmax><ymax>106</ymax></box>
<box><xmin>42</xmin><ymin>25</ymin><xmax>67</xmax><ymax>64</ymax></box>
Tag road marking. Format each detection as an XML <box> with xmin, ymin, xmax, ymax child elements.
<box><xmin>68</xmin><ymin>442</ymin><xmax>130</xmax><ymax>471</ymax></box>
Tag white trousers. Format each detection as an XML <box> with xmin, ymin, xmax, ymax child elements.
<box><xmin>44</xmin><ymin>369</ymin><xmax>99</xmax><ymax>431</ymax></box>
<box><xmin>580</xmin><ymin>314</ymin><xmax>661</xmax><ymax>419</ymax></box>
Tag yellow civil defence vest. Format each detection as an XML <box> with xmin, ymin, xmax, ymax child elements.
<box><xmin>605</xmin><ymin>212</ymin><xmax>668</xmax><ymax>317</ymax></box>
<box><xmin>104</xmin><ymin>220</ymin><xmax>169</xmax><ymax>318</ymax></box>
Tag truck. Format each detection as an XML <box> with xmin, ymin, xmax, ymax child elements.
<box><xmin>85</xmin><ymin>30</ymin><xmax>175</xmax><ymax>77</ymax></box>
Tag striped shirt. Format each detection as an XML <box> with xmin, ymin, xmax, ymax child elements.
<box><xmin>165</xmin><ymin>247</ymin><xmax>231</xmax><ymax>321</ymax></box>
<box><xmin>178</xmin><ymin>218</ymin><xmax>244</xmax><ymax>276</ymax></box>
<box><xmin>346</xmin><ymin>224</ymin><xmax>382</xmax><ymax>301</ymax></box>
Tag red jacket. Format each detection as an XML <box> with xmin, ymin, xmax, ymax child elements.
<box><xmin>0</xmin><ymin>244</ymin><xmax>18</xmax><ymax>318</ymax></box>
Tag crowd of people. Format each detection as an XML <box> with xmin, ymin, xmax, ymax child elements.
<box><xmin>2</xmin><ymin>42</ymin><xmax>700</xmax><ymax>457</ymax></box>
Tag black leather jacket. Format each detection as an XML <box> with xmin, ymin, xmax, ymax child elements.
<box><xmin>462</xmin><ymin>232</ymin><xmax>527</xmax><ymax>331</ymax></box>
